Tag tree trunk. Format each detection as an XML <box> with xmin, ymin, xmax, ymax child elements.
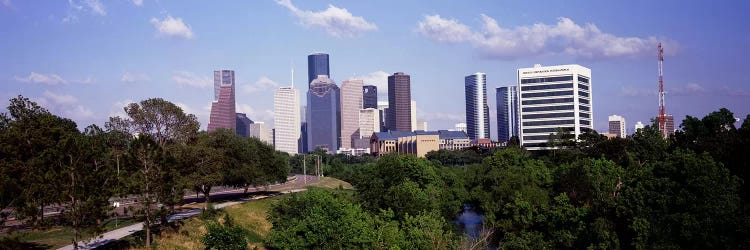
<box><xmin>145</xmin><ymin>211</ymin><xmax>151</xmax><ymax>247</ymax></box>
<box><xmin>72</xmin><ymin>228</ymin><xmax>79</xmax><ymax>250</ymax></box>
<box><xmin>203</xmin><ymin>186</ymin><xmax>211</xmax><ymax>209</ymax></box>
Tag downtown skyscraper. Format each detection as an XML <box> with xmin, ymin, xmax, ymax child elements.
<box><xmin>208</xmin><ymin>70</ymin><xmax>236</xmax><ymax>132</ymax></box>
<box><xmin>517</xmin><ymin>64</ymin><xmax>592</xmax><ymax>150</ymax></box>
<box><xmin>307</xmin><ymin>75</ymin><xmax>340</xmax><ymax>152</ymax></box>
<box><xmin>387</xmin><ymin>72</ymin><xmax>412</xmax><ymax>132</ymax></box>
<box><xmin>307</xmin><ymin>53</ymin><xmax>330</xmax><ymax>87</ymax></box>
<box><xmin>465</xmin><ymin>72</ymin><xmax>490</xmax><ymax>140</ymax></box>
<box><xmin>340</xmin><ymin>79</ymin><xmax>363</xmax><ymax>149</ymax></box>
<box><xmin>496</xmin><ymin>86</ymin><xmax>519</xmax><ymax>142</ymax></box>
<box><xmin>363</xmin><ymin>85</ymin><xmax>378</xmax><ymax>109</ymax></box>
<box><xmin>236</xmin><ymin>113</ymin><xmax>254</xmax><ymax>138</ymax></box>
<box><xmin>608</xmin><ymin>115</ymin><xmax>626</xmax><ymax>138</ymax></box>
<box><xmin>274</xmin><ymin>84</ymin><xmax>300</xmax><ymax>155</ymax></box>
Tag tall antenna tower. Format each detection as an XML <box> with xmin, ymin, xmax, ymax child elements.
<box><xmin>658</xmin><ymin>42</ymin><xmax>667</xmax><ymax>137</ymax></box>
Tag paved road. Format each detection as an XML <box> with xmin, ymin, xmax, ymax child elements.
<box><xmin>56</xmin><ymin>175</ymin><xmax>318</xmax><ymax>250</ymax></box>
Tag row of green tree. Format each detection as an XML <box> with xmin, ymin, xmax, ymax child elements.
<box><xmin>270</xmin><ymin>108</ymin><xmax>750</xmax><ymax>249</ymax></box>
<box><xmin>0</xmin><ymin>96</ymin><xmax>289</xmax><ymax>249</ymax></box>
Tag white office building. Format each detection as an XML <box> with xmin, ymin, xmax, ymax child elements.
<box><xmin>249</xmin><ymin>122</ymin><xmax>274</xmax><ymax>145</ymax></box>
<box><xmin>274</xmin><ymin>86</ymin><xmax>300</xmax><ymax>155</ymax></box>
<box><xmin>454</xmin><ymin>123</ymin><xmax>467</xmax><ymax>133</ymax></box>
<box><xmin>634</xmin><ymin>121</ymin><xmax>645</xmax><ymax>133</ymax></box>
<box><xmin>340</xmin><ymin>79</ymin><xmax>364</xmax><ymax>149</ymax></box>
<box><xmin>465</xmin><ymin>72</ymin><xmax>490</xmax><ymax>140</ymax></box>
<box><xmin>608</xmin><ymin>115</ymin><xmax>626</xmax><ymax>138</ymax></box>
<box><xmin>411</xmin><ymin>100</ymin><xmax>417</xmax><ymax>132</ymax></box>
<box><xmin>517</xmin><ymin>64</ymin><xmax>592</xmax><ymax>150</ymax></box>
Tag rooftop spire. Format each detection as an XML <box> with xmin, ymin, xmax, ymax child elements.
<box><xmin>290</xmin><ymin>60</ymin><xmax>294</xmax><ymax>89</ymax></box>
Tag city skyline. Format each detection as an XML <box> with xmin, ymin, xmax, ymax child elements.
<box><xmin>2</xmin><ymin>1</ymin><xmax>749</xmax><ymax>140</ymax></box>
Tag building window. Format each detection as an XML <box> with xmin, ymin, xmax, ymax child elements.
<box><xmin>522</xmin><ymin>98</ymin><xmax>575</xmax><ymax>105</ymax></box>
<box><xmin>523</xmin><ymin>127</ymin><xmax>574</xmax><ymax>134</ymax></box>
<box><xmin>521</xmin><ymin>83</ymin><xmax>573</xmax><ymax>91</ymax></box>
<box><xmin>578</xmin><ymin>83</ymin><xmax>589</xmax><ymax>90</ymax></box>
<box><xmin>521</xmin><ymin>76</ymin><xmax>573</xmax><ymax>84</ymax></box>
<box><xmin>522</xmin><ymin>91</ymin><xmax>574</xmax><ymax>98</ymax></box>
<box><xmin>523</xmin><ymin>105</ymin><xmax>574</xmax><ymax>112</ymax></box>
<box><xmin>578</xmin><ymin>75</ymin><xmax>589</xmax><ymax>83</ymax></box>
<box><xmin>579</xmin><ymin>99</ymin><xmax>589</xmax><ymax>104</ymax></box>
<box><xmin>523</xmin><ymin>135</ymin><xmax>554</xmax><ymax>141</ymax></box>
<box><xmin>580</xmin><ymin>120</ymin><xmax>590</xmax><ymax>125</ymax></box>
<box><xmin>523</xmin><ymin>120</ymin><xmax>575</xmax><ymax>126</ymax></box>
<box><xmin>522</xmin><ymin>112</ymin><xmax>575</xmax><ymax>119</ymax></box>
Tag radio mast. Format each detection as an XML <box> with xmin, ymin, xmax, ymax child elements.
<box><xmin>658</xmin><ymin>42</ymin><xmax>667</xmax><ymax>137</ymax></box>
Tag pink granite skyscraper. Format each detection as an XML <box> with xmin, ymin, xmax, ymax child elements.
<box><xmin>208</xmin><ymin>70</ymin><xmax>236</xmax><ymax>132</ymax></box>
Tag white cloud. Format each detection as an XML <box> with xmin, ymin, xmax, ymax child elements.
<box><xmin>172</xmin><ymin>71</ymin><xmax>211</xmax><ymax>88</ymax></box>
<box><xmin>670</xmin><ymin>83</ymin><xmax>706</xmax><ymax>96</ymax></box>
<box><xmin>150</xmin><ymin>15</ymin><xmax>194</xmax><ymax>39</ymax></box>
<box><xmin>355</xmin><ymin>71</ymin><xmax>389</xmax><ymax>96</ymax></box>
<box><xmin>417</xmin><ymin>14</ymin><xmax>672</xmax><ymax>59</ymax></box>
<box><xmin>242</xmin><ymin>76</ymin><xmax>280</xmax><ymax>94</ymax></box>
<box><xmin>37</xmin><ymin>91</ymin><xmax>95</xmax><ymax>121</ymax></box>
<box><xmin>620</xmin><ymin>83</ymin><xmax>749</xmax><ymax>98</ymax></box>
<box><xmin>83</xmin><ymin>0</ymin><xmax>105</xmax><ymax>16</ymax></box>
<box><xmin>62</xmin><ymin>0</ymin><xmax>106</xmax><ymax>23</ymax></box>
<box><xmin>15</xmin><ymin>72</ymin><xmax>94</xmax><ymax>85</ymax></box>
<box><xmin>275</xmin><ymin>0</ymin><xmax>377</xmax><ymax>37</ymax></box>
<box><xmin>73</xmin><ymin>76</ymin><xmax>95</xmax><ymax>84</ymax></box>
<box><xmin>416</xmin><ymin>15</ymin><xmax>476</xmax><ymax>43</ymax></box>
<box><xmin>121</xmin><ymin>72</ymin><xmax>151</xmax><ymax>83</ymax></box>
<box><xmin>132</xmin><ymin>0</ymin><xmax>143</xmax><ymax>7</ymax></box>
<box><xmin>175</xmin><ymin>102</ymin><xmax>196</xmax><ymax>116</ymax></box>
<box><xmin>619</xmin><ymin>86</ymin><xmax>655</xmax><ymax>97</ymax></box>
<box><xmin>109</xmin><ymin>99</ymin><xmax>134</xmax><ymax>118</ymax></box>
<box><xmin>43</xmin><ymin>91</ymin><xmax>78</xmax><ymax>106</ymax></box>
<box><xmin>237</xmin><ymin>103</ymin><xmax>274</xmax><ymax>124</ymax></box>
<box><xmin>15</xmin><ymin>72</ymin><xmax>68</xmax><ymax>85</ymax></box>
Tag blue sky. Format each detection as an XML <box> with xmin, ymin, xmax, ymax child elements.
<box><xmin>1</xmin><ymin>0</ymin><xmax>749</xmax><ymax>139</ymax></box>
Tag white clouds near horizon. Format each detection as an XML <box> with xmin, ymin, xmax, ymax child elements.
<box><xmin>14</xmin><ymin>72</ymin><xmax>94</xmax><ymax>85</ymax></box>
<box><xmin>417</xmin><ymin>14</ymin><xmax>671</xmax><ymax>59</ymax></box>
<box><xmin>354</xmin><ymin>71</ymin><xmax>389</xmax><ymax>97</ymax></box>
<box><xmin>172</xmin><ymin>71</ymin><xmax>211</xmax><ymax>88</ymax></box>
<box><xmin>37</xmin><ymin>91</ymin><xmax>95</xmax><ymax>122</ymax></box>
<box><xmin>15</xmin><ymin>72</ymin><xmax>68</xmax><ymax>85</ymax></box>
<box><xmin>275</xmin><ymin>0</ymin><xmax>377</xmax><ymax>37</ymax></box>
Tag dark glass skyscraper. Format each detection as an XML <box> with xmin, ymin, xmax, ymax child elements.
<box><xmin>363</xmin><ymin>85</ymin><xmax>378</xmax><ymax>109</ymax></box>
<box><xmin>307</xmin><ymin>53</ymin><xmax>330</xmax><ymax>88</ymax></box>
<box><xmin>307</xmin><ymin>75</ymin><xmax>340</xmax><ymax>152</ymax></box>
<box><xmin>387</xmin><ymin>72</ymin><xmax>412</xmax><ymax>132</ymax></box>
<box><xmin>496</xmin><ymin>86</ymin><xmax>519</xmax><ymax>142</ymax></box>
<box><xmin>465</xmin><ymin>73</ymin><xmax>490</xmax><ymax>140</ymax></box>
<box><xmin>235</xmin><ymin>113</ymin><xmax>254</xmax><ymax>138</ymax></box>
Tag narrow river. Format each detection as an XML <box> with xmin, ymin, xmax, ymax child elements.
<box><xmin>454</xmin><ymin>204</ymin><xmax>483</xmax><ymax>239</ymax></box>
